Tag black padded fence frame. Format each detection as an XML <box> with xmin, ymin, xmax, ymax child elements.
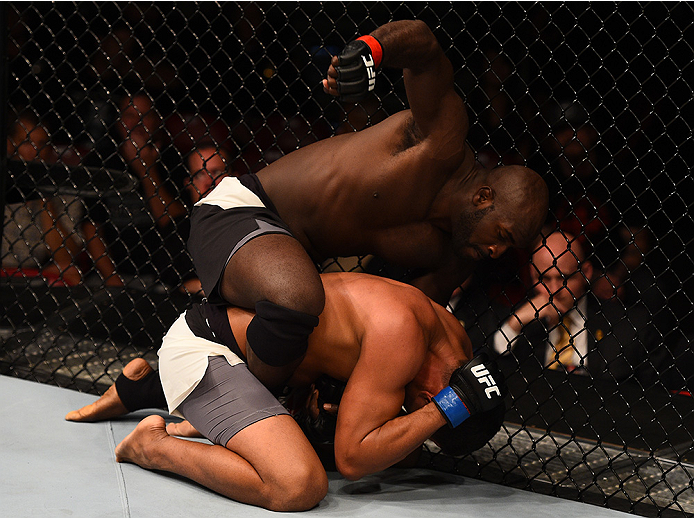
<box><xmin>2</xmin><ymin>3</ymin><xmax>693</xmax><ymax>517</ymax></box>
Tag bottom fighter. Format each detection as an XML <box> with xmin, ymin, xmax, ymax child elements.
<box><xmin>67</xmin><ymin>272</ymin><xmax>506</xmax><ymax>511</ymax></box>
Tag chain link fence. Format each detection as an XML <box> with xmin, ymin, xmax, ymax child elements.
<box><xmin>2</xmin><ymin>2</ymin><xmax>693</xmax><ymax>516</ymax></box>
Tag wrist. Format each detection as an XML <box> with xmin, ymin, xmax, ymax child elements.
<box><xmin>432</xmin><ymin>386</ymin><xmax>470</xmax><ymax>428</ymax></box>
<box><xmin>356</xmin><ymin>35</ymin><xmax>383</xmax><ymax>68</ymax></box>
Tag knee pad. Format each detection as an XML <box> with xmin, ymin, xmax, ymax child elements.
<box><xmin>246</xmin><ymin>301</ymin><xmax>319</xmax><ymax>367</ymax></box>
<box><xmin>114</xmin><ymin>368</ymin><xmax>167</xmax><ymax>412</ymax></box>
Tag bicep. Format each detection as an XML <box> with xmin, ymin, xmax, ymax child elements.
<box><xmin>334</xmin><ymin>320</ymin><xmax>425</xmax><ymax>449</ymax></box>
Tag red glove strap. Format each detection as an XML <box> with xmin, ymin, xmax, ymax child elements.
<box><xmin>357</xmin><ymin>35</ymin><xmax>383</xmax><ymax>68</ymax></box>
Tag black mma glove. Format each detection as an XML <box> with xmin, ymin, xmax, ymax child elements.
<box><xmin>432</xmin><ymin>353</ymin><xmax>507</xmax><ymax>428</ymax></box>
<box><xmin>335</xmin><ymin>35</ymin><xmax>383</xmax><ymax>103</ymax></box>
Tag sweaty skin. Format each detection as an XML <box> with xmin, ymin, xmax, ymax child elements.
<box><xmin>259</xmin><ymin>111</ymin><xmax>476</xmax><ymax>267</ymax></box>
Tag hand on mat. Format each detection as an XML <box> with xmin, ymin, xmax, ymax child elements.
<box><xmin>166</xmin><ymin>419</ymin><xmax>204</xmax><ymax>438</ymax></box>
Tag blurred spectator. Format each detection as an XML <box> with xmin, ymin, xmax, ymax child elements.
<box><xmin>488</xmin><ymin>228</ymin><xmax>682</xmax><ymax>389</ymax></box>
<box><xmin>3</xmin><ymin>112</ymin><xmax>122</xmax><ymax>286</ymax></box>
<box><xmin>184</xmin><ymin>143</ymin><xmax>237</xmax><ymax>203</ymax></box>
<box><xmin>473</xmin><ymin>49</ymin><xmax>534</xmax><ymax>169</ymax></box>
<box><xmin>85</xmin><ymin>91</ymin><xmax>184</xmax><ymax>287</ymax></box>
<box><xmin>533</xmin><ymin>99</ymin><xmax>617</xmax><ymax>260</ymax></box>
<box><xmin>116</xmin><ymin>92</ymin><xmax>187</xmax><ymax>228</ymax></box>
<box><xmin>534</xmin><ymin>99</ymin><xmax>682</xmax><ymax>343</ymax></box>
<box><xmin>593</xmin><ymin>221</ymin><xmax>682</xmax><ymax>341</ymax></box>
<box><xmin>164</xmin><ymin>143</ymin><xmax>237</xmax><ymax>295</ymax></box>
<box><xmin>449</xmin><ymin>274</ymin><xmax>512</xmax><ymax>356</ymax></box>
<box><xmin>87</xmin><ymin>21</ymin><xmax>179</xmax><ymax>94</ymax></box>
<box><xmin>232</xmin><ymin>112</ymin><xmax>332</xmax><ymax>173</ymax></box>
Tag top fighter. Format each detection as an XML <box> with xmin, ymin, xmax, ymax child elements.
<box><xmin>186</xmin><ymin>20</ymin><xmax>548</xmax><ymax>387</ymax></box>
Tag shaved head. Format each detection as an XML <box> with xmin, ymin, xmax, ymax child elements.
<box><xmin>488</xmin><ymin>165</ymin><xmax>549</xmax><ymax>247</ymax></box>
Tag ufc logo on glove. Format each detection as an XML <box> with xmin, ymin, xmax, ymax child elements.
<box><xmin>362</xmin><ymin>55</ymin><xmax>376</xmax><ymax>90</ymax></box>
<box><xmin>471</xmin><ymin>364</ymin><xmax>501</xmax><ymax>399</ymax></box>
<box><xmin>334</xmin><ymin>35</ymin><xmax>383</xmax><ymax>102</ymax></box>
<box><xmin>432</xmin><ymin>353</ymin><xmax>507</xmax><ymax>428</ymax></box>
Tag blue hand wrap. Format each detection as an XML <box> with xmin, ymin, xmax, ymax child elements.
<box><xmin>432</xmin><ymin>386</ymin><xmax>471</xmax><ymax>428</ymax></box>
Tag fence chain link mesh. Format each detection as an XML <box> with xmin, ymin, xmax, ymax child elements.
<box><xmin>2</xmin><ymin>3</ymin><xmax>693</xmax><ymax>516</ymax></box>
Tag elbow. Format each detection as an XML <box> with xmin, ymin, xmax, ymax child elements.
<box><xmin>411</xmin><ymin>20</ymin><xmax>439</xmax><ymax>55</ymax></box>
<box><xmin>334</xmin><ymin>453</ymin><xmax>368</xmax><ymax>482</ymax></box>
<box><xmin>390</xmin><ymin>20</ymin><xmax>439</xmax><ymax>58</ymax></box>
<box><xmin>336</xmin><ymin>464</ymin><xmax>365</xmax><ymax>482</ymax></box>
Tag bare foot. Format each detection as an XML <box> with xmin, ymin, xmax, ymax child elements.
<box><xmin>65</xmin><ymin>383</ymin><xmax>128</xmax><ymax>422</ymax></box>
<box><xmin>65</xmin><ymin>358</ymin><xmax>153</xmax><ymax>422</ymax></box>
<box><xmin>115</xmin><ymin>415</ymin><xmax>170</xmax><ymax>469</ymax></box>
<box><xmin>167</xmin><ymin>419</ymin><xmax>204</xmax><ymax>438</ymax></box>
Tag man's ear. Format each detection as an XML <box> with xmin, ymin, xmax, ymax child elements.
<box><xmin>473</xmin><ymin>186</ymin><xmax>494</xmax><ymax>208</ymax></box>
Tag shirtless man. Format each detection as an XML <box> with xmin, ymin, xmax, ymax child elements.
<box><xmin>187</xmin><ymin>20</ymin><xmax>549</xmax><ymax>388</ymax></box>
<box><xmin>67</xmin><ymin>272</ymin><xmax>506</xmax><ymax>511</ymax></box>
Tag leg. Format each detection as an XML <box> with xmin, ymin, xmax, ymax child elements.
<box><xmin>119</xmin><ymin>356</ymin><xmax>328</xmax><ymax>510</ymax></box>
<box><xmin>40</xmin><ymin>200</ymin><xmax>82</xmax><ymax>285</ymax></box>
<box><xmin>82</xmin><ymin>221</ymin><xmax>123</xmax><ymax>286</ymax></box>
<box><xmin>115</xmin><ymin>413</ymin><xmax>328</xmax><ymax>511</ymax></box>
<box><xmin>220</xmin><ymin>233</ymin><xmax>325</xmax><ymax>389</ymax></box>
<box><xmin>220</xmin><ymin>233</ymin><xmax>324</xmax><ymax>314</ymax></box>
<box><xmin>65</xmin><ymin>358</ymin><xmax>154</xmax><ymax>422</ymax></box>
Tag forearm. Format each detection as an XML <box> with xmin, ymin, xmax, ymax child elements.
<box><xmin>336</xmin><ymin>402</ymin><xmax>445</xmax><ymax>481</ymax></box>
<box><xmin>409</xmin><ymin>260</ymin><xmax>474</xmax><ymax>307</ymax></box>
<box><xmin>370</xmin><ymin>20</ymin><xmax>439</xmax><ymax>71</ymax></box>
<box><xmin>492</xmin><ymin>300</ymin><xmax>545</xmax><ymax>354</ymax></box>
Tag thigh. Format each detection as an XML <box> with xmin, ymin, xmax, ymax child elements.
<box><xmin>177</xmin><ymin>356</ymin><xmax>289</xmax><ymax>447</ymax></box>
<box><xmin>221</xmin><ymin>233</ymin><xmax>324</xmax><ymax>313</ymax></box>
<box><xmin>227</xmin><ymin>411</ymin><xmax>322</xmax><ymax>482</ymax></box>
<box><xmin>177</xmin><ymin>356</ymin><xmax>322</xmax><ymax>482</ymax></box>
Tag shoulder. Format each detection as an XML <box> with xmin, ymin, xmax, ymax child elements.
<box><xmin>339</xmin><ymin>273</ymin><xmax>436</xmax><ymax>342</ymax></box>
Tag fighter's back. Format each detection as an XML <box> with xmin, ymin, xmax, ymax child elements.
<box><xmin>291</xmin><ymin>272</ymin><xmax>473</xmax><ymax>386</ymax></box>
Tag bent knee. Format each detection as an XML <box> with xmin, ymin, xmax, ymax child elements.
<box><xmin>275</xmin><ymin>278</ymin><xmax>325</xmax><ymax>318</ymax></box>
<box><xmin>267</xmin><ymin>466</ymin><xmax>328</xmax><ymax>511</ymax></box>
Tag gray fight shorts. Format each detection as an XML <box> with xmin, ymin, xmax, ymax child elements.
<box><xmin>177</xmin><ymin>355</ymin><xmax>289</xmax><ymax>447</ymax></box>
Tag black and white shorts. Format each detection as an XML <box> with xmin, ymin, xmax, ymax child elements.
<box><xmin>187</xmin><ymin>175</ymin><xmax>293</xmax><ymax>305</ymax></box>
<box><xmin>158</xmin><ymin>312</ymin><xmax>289</xmax><ymax>446</ymax></box>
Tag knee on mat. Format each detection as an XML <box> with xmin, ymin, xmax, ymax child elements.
<box><xmin>266</xmin><ymin>465</ymin><xmax>328</xmax><ymax>511</ymax></box>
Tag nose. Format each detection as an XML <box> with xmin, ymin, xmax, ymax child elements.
<box><xmin>544</xmin><ymin>278</ymin><xmax>564</xmax><ymax>294</ymax></box>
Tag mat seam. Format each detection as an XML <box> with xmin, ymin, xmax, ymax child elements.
<box><xmin>108</xmin><ymin>421</ymin><xmax>132</xmax><ymax>518</ymax></box>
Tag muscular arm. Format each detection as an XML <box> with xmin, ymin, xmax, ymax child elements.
<box><xmin>410</xmin><ymin>252</ymin><xmax>477</xmax><ymax>306</ymax></box>
<box><xmin>120</xmin><ymin>139</ymin><xmax>186</xmax><ymax>229</ymax></box>
<box><xmin>332</xmin><ymin>309</ymin><xmax>447</xmax><ymax>480</ymax></box>
<box><xmin>324</xmin><ymin>20</ymin><xmax>468</xmax><ymax>149</ymax></box>
<box><xmin>371</xmin><ymin>20</ymin><xmax>468</xmax><ymax>141</ymax></box>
